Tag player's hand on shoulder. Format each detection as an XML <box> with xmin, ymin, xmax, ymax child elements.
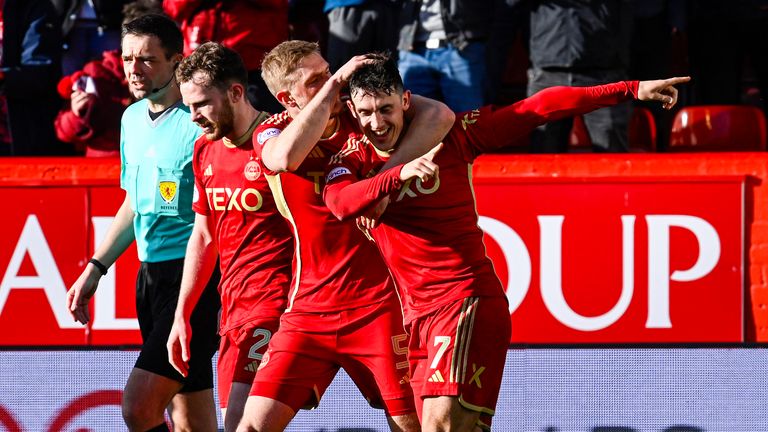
<box><xmin>637</xmin><ymin>76</ymin><xmax>691</xmax><ymax>110</ymax></box>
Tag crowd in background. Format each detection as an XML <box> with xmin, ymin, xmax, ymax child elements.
<box><xmin>0</xmin><ymin>0</ymin><xmax>766</xmax><ymax>156</ymax></box>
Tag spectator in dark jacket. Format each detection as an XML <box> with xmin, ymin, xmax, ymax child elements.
<box><xmin>0</xmin><ymin>0</ymin><xmax>65</xmax><ymax>155</ymax></box>
<box><xmin>525</xmin><ymin>0</ymin><xmax>633</xmax><ymax>153</ymax></box>
<box><xmin>163</xmin><ymin>0</ymin><xmax>289</xmax><ymax>113</ymax></box>
<box><xmin>325</xmin><ymin>0</ymin><xmax>401</xmax><ymax>72</ymax></box>
<box><xmin>50</xmin><ymin>0</ymin><xmax>132</xmax><ymax>74</ymax></box>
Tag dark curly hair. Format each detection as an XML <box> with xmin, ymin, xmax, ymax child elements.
<box><xmin>176</xmin><ymin>42</ymin><xmax>248</xmax><ymax>92</ymax></box>
<box><xmin>348</xmin><ymin>52</ymin><xmax>403</xmax><ymax>98</ymax></box>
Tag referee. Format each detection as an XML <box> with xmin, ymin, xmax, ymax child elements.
<box><xmin>66</xmin><ymin>14</ymin><xmax>220</xmax><ymax>432</ymax></box>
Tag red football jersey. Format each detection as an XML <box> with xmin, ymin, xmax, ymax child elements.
<box><xmin>192</xmin><ymin>114</ymin><xmax>294</xmax><ymax>333</ymax></box>
<box><xmin>324</xmin><ymin>82</ymin><xmax>639</xmax><ymax>323</ymax></box>
<box><xmin>253</xmin><ymin>110</ymin><xmax>397</xmax><ymax>313</ymax></box>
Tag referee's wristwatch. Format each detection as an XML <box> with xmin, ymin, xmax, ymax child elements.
<box><xmin>89</xmin><ymin>258</ymin><xmax>108</xmax><ymax>276</ymax></box>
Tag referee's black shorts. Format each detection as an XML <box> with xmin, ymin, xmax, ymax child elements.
<box><xmin>134</xmin><ymin>258</ymin><xmax>221</xmax><ymax>392</ymax></box>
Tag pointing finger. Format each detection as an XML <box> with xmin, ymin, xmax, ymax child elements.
<box><xmin>424</xmin><ymin>143</ymin><xmax>443</xmax><ymax>161</ymax></box>
<box><xmin>663</xmin><ymin>76</ymin><xmax>691</xmax><ymax>86</ymax></box>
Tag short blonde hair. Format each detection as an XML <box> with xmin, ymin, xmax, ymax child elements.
<box><xmin>261</xmin><ymin>40</ymin><xmax>321</xmax><ymax>96</ymax></box>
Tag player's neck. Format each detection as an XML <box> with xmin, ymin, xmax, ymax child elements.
<box><xmin>229</xmin><ymin>104</ymin><xmax>260</xmax><ymax>141</ymax></box>
<box><xmin>391</xmin><ymin>122</ymin><xmax>411</xmax><ymax>152</ymax></box>
<box><xmin>321</xmin><ymin>117</ymin><xmax>339</xmax><ymax>140</ymax></box>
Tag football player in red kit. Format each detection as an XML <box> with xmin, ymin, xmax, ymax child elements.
<box><xmin>167</xmin><ymin>42</ymin><xmax>294</xmax><ymax>431</ymax></box>
<box><xmin>324</xmin><ymin>53</ymin><xmax>689</xmax><ymax>431</ymax></box>
<box><xmin>236</xmin><ymin>41</ymin><xmax>454</xmax><ymax>432</ymax></box>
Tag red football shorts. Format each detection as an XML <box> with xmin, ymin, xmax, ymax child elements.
<box><xmin>217</xmin><ymin>318</ymin><xmax>280</xmax><ymax>409</ymax></box>
<box><xmin>250</xmin><ymin>297</ymin><xmax>414</xmax><ymax>416</ymax></box>
<box><xmin>408</xmin><ymin>296</ymin><xmax>511</xmax><ymax>428</ymax></box>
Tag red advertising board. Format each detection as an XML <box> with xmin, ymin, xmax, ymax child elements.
<box><xmin>86</xmin><ymin>187</ymin><xmax>141</xmax><ymax>346</ymax></box>
<box><xmin>475</xmin><ymin>176</ymin><xmax>744</xmax><ymax>343</ymax></box>
<box><xmin>0</xmin><ymin>173</ymin><xmax>745</xmax><ymax>345</ymax></box>
<box><xmin>0</xmin><ymin>187</ymin><xmax>90</xmax><ymax>345</ymax></box>
<box><xmin>0</xmin><ymin>186</ymin><xmax>140</xmax><ymax>346</ymax></box>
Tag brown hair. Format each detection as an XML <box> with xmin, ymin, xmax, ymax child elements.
<box><xmin>176</xmin><ymin>42</ymin><xmax>247</xmax><ymax>92</ymax></box>
<box><xmin>261</xmin><ymin>40</ymin><xmax>321</xmax><ymax>96</ymax></box>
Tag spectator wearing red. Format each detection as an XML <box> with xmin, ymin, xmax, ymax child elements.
<box><xmin>54</xmin><ymin>49</ymin><xmax>130</xmax><ymax>157</ymax></box>
<box><xmin>163</xmin><ymin>0</ymin><xmax>289</xmax><ymax>113</ymax></box>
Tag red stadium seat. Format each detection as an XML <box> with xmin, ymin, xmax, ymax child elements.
<box><xmin>628</xmin><ymin>107</ymin><xmax>657</xmax><ymax>152</ymax></box>
<box><xmin>569</xmin><ymin>115</ymin><xmax>592</xmax><ymax>151</ymax></box>
<box><xmin>569</xmin><ymin>109</ymin><xmax>656</xmax><ymax>152</ymax></box>
<box><xmin>669</xmin><ymin>105</ymin><xmax>767</xmax><ymax>151</ymax></box>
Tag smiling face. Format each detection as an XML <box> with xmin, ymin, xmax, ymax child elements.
<box><xmin>180</xmin><ymin>72</ymin><xmax>235</xmax><ymax>141</ymax></box>
<box><xmin>348</xmin><ymin>88</ymin><xmax>411</xmax><ymax>152</ymax></box>
<box><xmin>121</xmin><ymin>34</ymin><xmax>180</xmax><ymax>101</ymax></box>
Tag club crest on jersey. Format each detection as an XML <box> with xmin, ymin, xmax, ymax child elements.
<box><xmin>244</xmin><ymin>160</ymin><xmax>261</xmax><ymax>181</ymax></box>
<box><xmin>257</xmin><ymin>128</ymin><xmax>281</xmax><ymax>145</ymax></box>
<box><xmin>159</xmin><ymin>181</ymin><xmax>177</xmax><ymax>204</ymax></box>
<box><xmin>461</xmin><ymin>109</ymin><xmax>481</xmax><ymax>130</ymax></box>
<box><xmin>258</xmin><ymin>350</ymin><xmax>271</xmax><ymax>370</ymax></box>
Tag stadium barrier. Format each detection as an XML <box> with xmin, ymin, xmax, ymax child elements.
<box><xmin>1</xmin><ymin>154</ymin><xmax>766</xmax><ymax>430</ymax></box>
<box><xmin>0</xmin><ymin>154</ymin><xmax>764</xmax><ymax>345</ymax></box>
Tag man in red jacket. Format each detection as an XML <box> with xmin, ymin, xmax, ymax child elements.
<box><xmin>163</xmin><ymin>0</ymin><xmax>288</xmax><ymax>113</ymax></box>
<box><xmin>54</xmin><ymin>49</ymin><xmax>130</xmax><ymax>156</ymax></box>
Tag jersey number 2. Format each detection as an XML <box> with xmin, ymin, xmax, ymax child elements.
<box><xmin>247</xmin><ymin>328</ymin><xmax>272</xmax><ymax>361</ymax></box>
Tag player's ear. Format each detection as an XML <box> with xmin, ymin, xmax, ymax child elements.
<box><xmin>401</xmin><ymin>90</ymin><xmax>411</xmax><ymax>111</ymax></box>
<box><xmin>228</xmin><ymin>82</ymin><xmax>245</xmax><ymax>103</ymax></box>
<box><xmin>346</xmin><ymin>99</ymin><xmax>358</xmax><ymax>119</ymax></box>
<box><xmin>276</xmin><ymin>89</ymin><xmax>295</xmax><ymax>108</ymax></box>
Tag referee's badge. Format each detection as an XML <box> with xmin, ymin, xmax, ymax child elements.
<box><xmin>156</xmin><ymin>172</ymin><xmax>180</xmax><ymax>214</ymax></box>
<box><xmin>244</xmin><ymin>160</ymin><xmax>261</xmax><ymax>181</ymax></box>
<box><xmin>159</xmin><ymin>181</ymin><xmax>177</xmax><ymax>203</ymax></box>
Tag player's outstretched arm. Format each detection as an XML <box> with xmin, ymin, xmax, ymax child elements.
<box><xmin>637</xmin><ymin>76</ymin><xmax>691</xmax><ymax>110</ymax></box>
<box><xmin>167</xmin><ymin>213</ymin><xmax>218</xmax><ymax>377</ymax></box>
<box><xmin>67</xmin><ymin>193</ymin><xmax>135</xmax><ymax>324</ymax></box>
<box><xmin>381</xmin><ymin>95</ymin><xmax>454</xmax><ymax>171</ymax></box>
<box><xmin>261</xmin><ymin>55</ymin><xmax>373</xmax><ymax>173</ymax></box>
<box><xmin>471</xmin><ymin>77</ymin><xmax>691</xmax><ymax>154</ymax></box>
